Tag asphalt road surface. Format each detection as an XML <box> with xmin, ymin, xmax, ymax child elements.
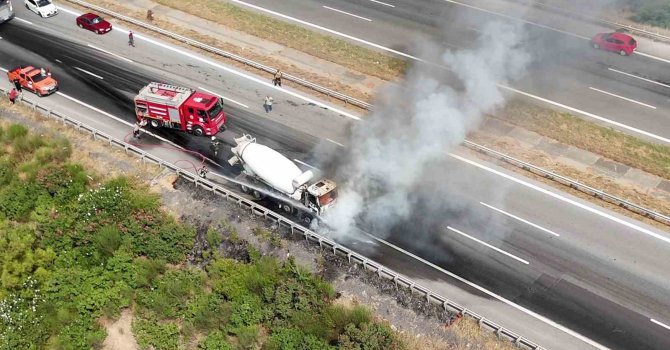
<box><xmin>227</xmin><ymin>0</ymin><xmax>670</xmax><ymax>144</ymax></box>
<box><xmin>2</xmin><ymin>4</ymin><xmax>670</xmax><ymax>350</ymax></box>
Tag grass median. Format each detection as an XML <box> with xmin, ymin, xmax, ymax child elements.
<box><xmin>498</xmin><ymin>100</ymin><xmax>670</xmax><ymax>179</ymax></box>
<box><xmin>154</xmin><ymin>0</ymin><xmax>407</xmax><ymax>80</ymax></box>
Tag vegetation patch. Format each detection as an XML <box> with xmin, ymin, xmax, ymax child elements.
<box><xmin>498</xmin><ymin>100</ymin><xmax>670</xmax><ymax>179</ymax></box>
<box><xmin>628</xmin><ymin>0</ymin><xmax>670</xmax><ymax>28</ymax></box>
<box><xmin>0</xmin><ymin>122</ymin><xmax>404</xmax><ymax>350</ymax></box>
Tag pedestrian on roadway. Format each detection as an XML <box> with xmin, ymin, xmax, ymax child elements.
<box><xmin>13</xmin><ymin>78</ymin><xmax>21</xmax><ymax>94</ymax></box>
<box><xmin>273</xmin><ymin>70</ymin><xmax>282</xmax><ymax>87</ymax></box>
<box><xmin>128</xmin><ymin>31</ymin><xmax>135</xmax><ymax>47</ymax></box>
<box><xmin>263</xmin><ymin>95</ymin><xmax>274</xmax><ymax>113</ymax></box>
<box><xmin>8</xmin><ymin>88</ymin><xmax>17</xmax><ymax>104</ymax></box>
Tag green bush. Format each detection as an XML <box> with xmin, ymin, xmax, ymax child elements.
<box><xmin>199</xmin><ymin>331</ymin><xmax>234</xmax><ymax>350</ymax></box>
<box><xmin>133</xmin><ymin>319</ymin><xmax>181</xmax><ymax>350</ymax></box>
<box><xmin>338</xmin><ymin>323</ymin><xmax>403</xmax><ymax>350</ymax></box>
<box><xmin>230</xmin><ymin>325</ymin><xmax>260</xmax><ymax>350</ymax></box>
<box><xmin>0</xmin><ymin>182</ymin><xmax>43</xmax><ymax>221</ymax></box>
<box><xmin>631</xmin><ymin>1</ymin><xmax>670</xmax><ymax>28</ymax></box>
<box><xmin>136</xmin><ymin>269</ymin><xmax>205</xmax><ymax>319</ymax></box>
<box><xmin>184</xmin><ymin>293</ymin><xmax>231</xmax><ymax>332</ymax></box>
<box><xmin>94</xmin><ymin>225</ymin><xmax>124</xmax><ymax>259</ymax></box>
<box><xmin>5</xmin><ymin>124</ymin><xmax>28</xmax><ymax>140</ymax></box>
<box><xmin>132</xmin><ymin>257</ymin><xmax>166</xmax><ymax>288</ymax></box>
<box><xmin>0</xmin><ymin>222</ymin><xmax>55</xmax><ymax>294</ymax></box>
<box><xmin>263</xmin><ymin>327</ymin><xmax>334</xmax><ymax>350</ymax></box>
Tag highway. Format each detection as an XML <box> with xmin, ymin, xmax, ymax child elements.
<box><xmin>226</xmin><ymin>0</ymin><xmax>670</xmax><ymax>144</ymax></box>
<box><xmin>2</xmin><ymin>4</ymin><xmax>670</xmax><ymax>349</ymax></box>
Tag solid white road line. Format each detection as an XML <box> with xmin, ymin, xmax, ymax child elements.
<box><xmin>323</xmin><ymin>6</ymin><xmax>373</xmax><ymax>22</ymax></box>
<box><xmin>55</xmin><ymin>59</ymin><xmax>62</xmax><ymax>63</ymax></box>
<box><xmin>441</xmin><ymin>0</ymin><xmax>589</xmax><ymax>40</ymax></box>
<box><xmin>14</xmin><ymin>17</ymin><xmax>33</xmax><ymax>25</ymax></box>
<box><xmin>59</xmin><ymin>5</ymin><xmax>362</xmax><ymax>121</ymax></box>
<box><xmin>87</xmin><ymin>44</ymin><xmax>134</xmax><ymax>63</ymax></box>
<box><xmin>230</xmin><ymin>0</ymin><xmax>421</xmax><ymax>62</ymax></box>
<box><xmin>449</xmin><ymin>152</ymin><xmax>670</xmax><ymax>245</ymax></box>
<box><xmin>608</xmin><ymin>68</ymin><xmax>670</xmax><ymax>89</ymax></box>
<box><xmin>651</xmin><ymin>319</ymin><xmax>670</xmax><ymax>331</ymax></box>
<box><xmin>480</xmin><ymin>202</ymin><xmax>560</xmax><ymax>237</ymax></box>
<box><xmin>365</xmin><ymin>233</ymin><xmax>611</xmax><ymax>350</ymax></box>
<box><xmin>326</xmin><ymin>138</ymin><xmax>346</xmax><ymax>147</ymax></box>
<box><xmin>635</xmin><ymin>51</ymin><xmax>670</xmax><ymax>65</ymax></box>
<box><xmin>588</xmin><ymin>87</ymin><xmax>656</xmax><ymax>109</ymax></box>
<box><xmin>294</xmin><ymin>158</ymin><xmax>319</xmax><ymax>170</ymax></box>
<box><xmin>501</xmin><ymin>85</ymin><xmax>670</xmax><ymax>143</ymax></box>
<box><xmin>369</xmin><ymin>0</ymin><xmax>395</xmax><ymax>8</ymax></box>
<box><xmin>74</xmin><ymin>67</ymin><xmax>104</xmax><ymax>80</ymax></box>
<box><xmin>0</xmin><ymin>66</ymin><xmax>7</xmax><ymax>72</ymax></box>
<box><xmin>446</xmin><ymin>226</ymin><xmax>530</xmax><ymax>265</ymax></box>
<box><xmin>197</xmin><ymin>86</ymin><xmax>250</xmax><ymax>108</ymax></box>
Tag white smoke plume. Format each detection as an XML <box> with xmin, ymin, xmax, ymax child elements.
<box><xmin>324</xmin><ymin>20</ymin><xmax>531</xmax><ymax>239</ymax></box>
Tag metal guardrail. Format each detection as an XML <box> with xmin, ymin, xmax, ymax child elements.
<box><xmin>0</xmin><ymin>87</ymin><xmax>543</xmax><ymax>349</ymax></box>
<box><xmin>65</xmin><ymin>0</ymin><xmax>373</xmax><ymax>110</ymax></box>
<box><xmin>65</xmin><ymin>0</ymin><xmax>670</xmax><ymax>227</ymax></box>
<box><xmin>464</xmin><ymin>140</ymin><xmax>670</xmax><ymax>226</ymax></box>
<box><xmin>506</xmin><ymin>0</ymin><xmax>670</xmax><ymax>43</ymax></box>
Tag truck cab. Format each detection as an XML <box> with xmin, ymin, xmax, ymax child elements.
<box><xmin>304</xmin><ymin>179</ymin><xmax>338</xmax><ymax>215</ymax></box>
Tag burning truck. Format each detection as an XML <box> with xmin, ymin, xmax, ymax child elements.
<box><xmin>228</xmin><ymin>135</ymin><xmax>338</xmax><ymax>225</ymax></box>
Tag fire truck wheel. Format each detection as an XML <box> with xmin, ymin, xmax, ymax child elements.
<box><xmin>240</xmin><ymin>185</ymin><xmax>250</xmax><ymax>193</ymax></box>
<box><xmin>150</xmin><ymin>119</ymin><xmax>162</xmax><ymax>128</ymax></box>
<box><xmin>281</xmin><ymin>204</ymin><xmax>293</xmax><ymax>214</ymax></box>
<box><xmin>252</xmin><ymin>190</ymin><xmax>263</xmax><ymax>200</ymax></box>
<box><xmin>193</xmin><ymin>126</ymin><xmax>204</xmax><ymax>137</ymax></box>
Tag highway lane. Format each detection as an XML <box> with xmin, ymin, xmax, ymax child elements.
<box><xmin>4</xmin><ymin>6</ymin><xmax>670</xmax><ymax>349</ymax></box>
<box><xmin>227</xmin><ymin>0</ymin><xmax>670</xmax><ymax>143</ymax></box>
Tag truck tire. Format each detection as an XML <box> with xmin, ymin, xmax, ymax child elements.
<box><xmin>280</xmin><ymin>203</ymin><xmax>293</xmax><ymax>214</ymax></box>
<box><xmin>150</xmin><ymin>119</ymin><xmax>162</xmax><ymax>128</ymax></box>
<box><xmin>240</xmin><ymin>184</ymin><xmax>250</xmax><ymax>194</ymax></box>
<box><xmin>301</xmin><ymin>214</ymin><xmax>313</xmax><ymax>226</ymax></box>
<box><xmin>193</xmin><ymin>126</ymin><xmax>204</xmax><ymax>137</ymax></box>
<box><xmin>252</xmin><ymin>190</ymin><xmax>263</xmax><ymax>200</ymax></box>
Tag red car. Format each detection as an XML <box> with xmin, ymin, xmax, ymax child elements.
<box><xmin>591</xmin><ymin>32</ymin><xmax>637</xmax><ymax>56</ymax></box>
<box><xmin>76</xmin><ymin>13</ymin><xmax>112</xmax><ymax>34</ymax></box>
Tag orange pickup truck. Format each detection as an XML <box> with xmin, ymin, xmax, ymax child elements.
<box><xmin>7</xmin><ymin>65</ymin><xmax>58</xmax><ymax>96</ymax></box>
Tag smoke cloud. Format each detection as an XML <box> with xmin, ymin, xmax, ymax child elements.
<box><xmin>323</xmin><ymin>20</ymin><xmax>531</xmax><ymax>239</ymax></box>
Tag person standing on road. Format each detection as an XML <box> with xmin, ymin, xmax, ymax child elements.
<box><xmin>128</xmin><ymin>31</ymin><xmax>135</xmax><ymax>47</ymax></box>
<box><xmin>263</xmin><ymin>95</ymin><xmax>274</xmax><ymax>113</ymax></box>
<box><xmin>13</xmin><ymin>79</ymin><xmax>22</xmax><ymax>96</ymax></box>
<box><xmin>133</xmin><ymin>118</ymin><xmax>147</xmax><ymax>138</ymax></box>
<box><xmin>273</xmin><ymin>70</ymin><xmax>282</xmax><ymax>87</ymax></box>
<box><xmin>8</xmin><ymin>88</ymin><xmax>17</xmax><ymax>104</ymax></box>
<box><xmin>198</xmin><ymin>166</ymin><xmax>208</xmax><ymax>179</ymax></box>
<box><xmin>210</xmin><ymin>136</ymin><xmax>222</xmax><ymax>156</ymax></box>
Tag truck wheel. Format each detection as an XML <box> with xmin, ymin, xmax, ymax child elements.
<box><xmin>150</xmin><ymin>119</ymin><xmax>162</xmax><ymax>128</ymax></box>
<box><xmin>301</xmin><ymin>214</ymin><xmax>313</xmax><ymax>226</ymax></box>
<box><xmin>193</xmin><ymin>126</ymin><xmax>204</xmax><ymax>137</ymax></box>
<box><xmin>281</xmin><ymin>204</ymin><xmax>293</xmax><ymax>214</ymax></box>
<box><xmin>240</xmin><ymin>184</ymin><xmax>250</xmax><ymax>193</ymax></box>
<box><xmin>252</xmin><ymin>190</ymin><xmax>263</xmax><ymax>200</ymax></box>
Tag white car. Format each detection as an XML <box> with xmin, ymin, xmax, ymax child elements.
<box><xmin>24</xmin><ymin>0</ymin><xmax>58</xmax><ymax>17</ymax></box>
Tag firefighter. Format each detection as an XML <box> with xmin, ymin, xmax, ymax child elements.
<box><xmin>210</xmin><ymin>136</ymin><xmax>222</xmax><ymax>156</ymax></box>
<box><xmin>263</xmin><ymin>95</ymin><xmax>274</xmax><ymax>113</ymax></box>
<box><xmin>12</xmin><ymin>78</ymin><xmax>21</xmax><ymax>95</ymax></box>
<box><xmin>133</xmin><ymin>118</ymin><xmax>147</xmax><ymax>138</ymax></box>
<box><xmin>198</xmin><ymin>166</ymin><xmax>208</xmax><ymax>179</ymax></box>
<box><xmin>273</xmin><ymin>70</ymin><xmax>282</xmax><ymax>87</ymax></box>
<box><xmin>128</xmin><ymin>31</ymin><xmax>135</xmax><ymax>47</ymax></box>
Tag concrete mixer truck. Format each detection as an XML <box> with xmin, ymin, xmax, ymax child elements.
<box><xmin>228</xmin><ymin>135</ymin><xmax>338</xmax><ymax>224</ymax></box>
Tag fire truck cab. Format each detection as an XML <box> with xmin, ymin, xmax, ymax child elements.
<box><xmin>134</xmin><ymin>82</ymin><xmax>226</xmax><ymax>137</ymax></box>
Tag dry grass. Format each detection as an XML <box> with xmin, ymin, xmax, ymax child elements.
<box><xmin>497</xmin><ymin>100</ymin><xmax>670</xmax><ymax>180</ymax></box>
<box><xmin>151</xmin><ymin>0</ymin><xmax>407</xmax><ymax>80</ymax></box>
<box><xmin>469</xmin><ymin>130</ymin><xmax>670</xmax><ymax>230</ymax></box>
<box><xmin>399</xmin><ymin>317</ymin><xmax>522</xmax><ymax>350</ymax></box>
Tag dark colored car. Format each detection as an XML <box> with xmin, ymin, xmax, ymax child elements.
<box><xmin>76</xmin><ymin>12</ymin><xmax>112</xmax><ymax>34</ymax></box>
<box><xmin>591</xmin><ymin>32</ymin><xmax>637</xmax><ymax>56</ymax></box>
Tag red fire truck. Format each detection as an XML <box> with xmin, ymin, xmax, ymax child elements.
<box><xmin>134</xmin><ymin>82</ymin><xmax>226</xmax><ymax>137</ymax></box>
